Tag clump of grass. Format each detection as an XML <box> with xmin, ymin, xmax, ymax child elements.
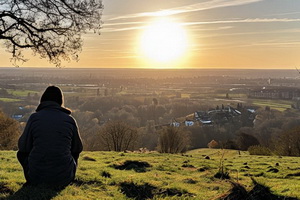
<box><xmin>119</xmin><ymin>181</ymin><xmax>194</xmax><ymax>200</ymax></box>
<box><xmin>112</xmin><ymin>160</ymin><xmax>151</xmax><ymax>173</ymax></box>
<box><xmin>183</xmin><ymin>178</ymin><xmax>197</xmax><ymax>184</ymax></box>
<box><xmin>72</xmin><ymin>178</ymin><xmax>102</xmax><ymax>186</ymax></box>
<box><xmin>219</xmin><ymin>178</ymin><xmax>298</xmax><ymax>200</ymax></box>
<box><xmin>267</xmin><ymin>168</ymin><xmax>279</xmax><ymax>173</ymax></box>
<box><xmin>253</xmin><ymin>172</ymin><xmax>264</xmax><ymax>177</ymax></box>
<box><xmin>100</xmin><ymin>171</ymin><xmax>112</xmax><ymax>178</ymax></box>
<box><xmin>198</xmin><ymin>167</ymin><xmax>209</xmax><ymax>172</ymax></box>
<box><xmin>286</xmin><ymin>172</ymin><xmax>300</xmax><ymax>177</ymax></box>
<box><xmin>82</xmin><ymin>156</ymin><xmax>96</xmax><ymax>161</ymax></box>
<box><xmin>214</xmin><ymin>171</ymin><xmax>230</xmax><ymax>180</ymax></box>
<box><xmin>0</xmin><ymin>182</ymin><xmax>14</xmax><ymax>195</ymax></box>
<box><xmin>181</xmin><ymin>164</ymin><xmax>195</xmax><ymax>168</ymax></box>
<box><xmin>120</xmin><ymin>182</ymin><xmax>156</xmax><ymax>200</ymax></box>
<box><xmin>156</xmin><ymin>187</ymin><xmax>194</xmax><ymax>198</ymax></box>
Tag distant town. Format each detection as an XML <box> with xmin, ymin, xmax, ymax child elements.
<box><xmin>1</xmin><ymin>67</ymin><xmax>300</xmax><ymax>151</ymax></box>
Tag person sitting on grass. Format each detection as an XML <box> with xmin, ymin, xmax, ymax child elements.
<box><xmin>17</xmin><ymin>86</ymin><xmax>83</xmax><ymax>187</ymax></box>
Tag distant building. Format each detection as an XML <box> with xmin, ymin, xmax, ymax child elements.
<box><xmin>249</xmin><ymin>87</ymin><xmax>300</xmax><ymax>100</ymax></box>
<box><xmin>12</xmin><ymin>114</ymin><xmax>23</xmax><ymax>120</ymax></box>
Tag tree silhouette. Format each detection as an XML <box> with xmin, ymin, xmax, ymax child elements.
<box><xmin>99</xmin><ymin>121</ymin><xmax>138</xmax><ymax>151</ymax></box>
<box><xmin>158</xmin><ymin>126</ymin><xmax>190</xmax><ymax>153</ymax></box>
<box><xmin>0</xmin><ymin>110</ymin><xmax>20</xmax><ymax>150</ymax></box>
<box><xmin>0</xmin><ymin>0</ymin><xmax>103</xmax><ymax>67</ymax></box>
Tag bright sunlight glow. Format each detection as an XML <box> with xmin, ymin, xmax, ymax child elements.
<box><xmin>139</xmin><ymin>18</ymin><xmax>188</xmax><ymax>65</ymax></box>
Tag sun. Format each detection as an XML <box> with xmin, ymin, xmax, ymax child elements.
<box><xmin>139</xmin><ymin>18</ymin><xmax>188</xmax><ymax>66</ymax></box>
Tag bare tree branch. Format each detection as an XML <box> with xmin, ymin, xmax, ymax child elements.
<box><xmin>0</xmin><ymin>0</ymin><xmax>103</xmax><ymax>67</ymax></box>
<box><xmin>99</xmin><ymin>121</ymin><xmax>138</xmax><ymax>152</ymax></box>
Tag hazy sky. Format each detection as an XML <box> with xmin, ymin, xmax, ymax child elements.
<box><xmin>1</xmin><ymin>0</ymin><xmax>300</xmax><ymax>69</ymax></box>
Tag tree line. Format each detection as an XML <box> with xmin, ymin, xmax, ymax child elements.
<box><xmin>1</xmin><ymin>95</ymin><xmax>300</xmax><ymax>156</ymax></box>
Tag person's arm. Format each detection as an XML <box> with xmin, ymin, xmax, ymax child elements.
<box><xmin>17</xmin><ymin>115</ymin><xmax>34</xmax><ymax>167</ymax></box>
<box><xmin>71</xmin><ymin>119</ymin><xmax>83</xmax><ymax>165</ymax></box>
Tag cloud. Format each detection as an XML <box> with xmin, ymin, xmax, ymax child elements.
<box><xmin>190</xmin><ymin>40</ymin><xmax>300</xmax><ymax>51</ymax></box>
<box><xmin>183</xmin><ymin>18</ymin><xmax>300</xmax><ymax>26</ymax></box>
<box><xmin>109</xmin><ymin>0</ymin><xmax>263</xmax><ymax>20</ymax></box>
<box><xmin>102</xmin><ymin>18</ymin><xmax>300</xmax><ymax>32</ymax></box>
<box><xmin>102</xmin><ymin>26</ymin><xmax>145</xmax><ymax>32</ymax></box>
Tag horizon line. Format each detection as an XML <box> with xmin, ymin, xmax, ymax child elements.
<box><xmin>0</xmin><ymin>66</ymin><xmax>298</xmax><ymax>70</ymax></box>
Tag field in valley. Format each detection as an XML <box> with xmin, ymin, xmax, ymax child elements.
<box><xmin>0</xmin><ymin>149</ymin><xmax>300</xmax><ymax>200</ymax></box>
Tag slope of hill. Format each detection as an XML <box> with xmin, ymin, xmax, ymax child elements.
<box><xmin>0</xmin><ymin>149</ymin><xmax>299</xmax><ymax>200</ymax></box>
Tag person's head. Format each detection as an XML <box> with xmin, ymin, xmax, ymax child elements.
<box><xmin>40</xmin><ymin>86</ymin><xmax>63</xmax><ymax>106</ymax></box>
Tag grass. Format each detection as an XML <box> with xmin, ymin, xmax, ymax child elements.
<box><xmin>0</xmin><ymin>149</ymin><xmax>300</xmax><ymax>199</ymax></box>
<box><xmin>7</xmin><ymin>89</ymin><xmax>38</xmax><ymax>97</ymax></box>
<box><xmin>0</xmin><ymin>98</ymin><xmax>21</xmax><ymax>103</ymax></box>
<box><xmin>251</xmin><ymin>99</ymin><xmax>293</xmax><ymax>111</ymax></box>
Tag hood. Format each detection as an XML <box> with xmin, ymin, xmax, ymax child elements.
<box><xmin>36</xmin><ymin>101</ymin><xmax>71</xmax><ymax>115</ymax></box>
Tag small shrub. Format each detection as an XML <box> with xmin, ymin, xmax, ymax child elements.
<box><xmin>157</xmin><ymin>126</ymin><xmax>190</xmax><ymax>153</ymax></box>
<box><xmin>248</xmin><ymin>145</ymin><xmax>272</xmax><ymax>156</ymax></box>
<box><xmin>207</xmin><ymin>140</ymin><xmax>219</xmax><ymax>148</ymax></box>
<box><xmin>215</xmin><ymin>149</ymin><xmax>230</xmax><ymax>180</ymax></box>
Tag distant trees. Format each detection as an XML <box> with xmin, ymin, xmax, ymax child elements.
<box><xmin>98</xmin><ymin>121</ymin><xmax>138</xmax><ymax>151</ymax></box>
<box><xmin>106</xmin><ymin>105</ymin><xmax>140</xmax><ymax>127</ymax></box>
<box><xmin>236</xmin><ymin>132</ymin><xmax>260</xmax><ymax>151</ymax></box>
<box><xmin>275</xmin><ymin>126</ymin><xmax>300</xmax><ymax>156</ymax></box>
<box><xmin>138</xmin><ymin>120</ymin><xmax>158</xmax><ymax>150</ymax></box>
<box><xmin>157</xmin><ymin>127</ymin><xmax>190</xmax><ymax>153</ymax></box>
<box><xmin>71</xmin><ymin>110</ymin><xmax>100</xmax><ymax>150</ymax></box>
<box><xmin>0</xmin><ymin>110</ymin><xmax>20</xmax><ymax>150</ymax></box>
<box><xmin>137</xmin><ymin>104</ymin><xmax>166</xmax><ymax>125</ymax></box>
<box><xmin>0</xmin><ymin>0</ymin><xmax>103</xmax><ymax>66</ymax></box>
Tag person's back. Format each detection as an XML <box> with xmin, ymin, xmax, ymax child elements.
<box><xmin>18</xmin><ymin>86</ymin><xmax>83</xmax><ymax>186</ymax></box>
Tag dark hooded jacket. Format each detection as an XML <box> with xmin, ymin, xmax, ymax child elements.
<box><xmin>18</xmin><ymin>101</ymin><xmax>83</xmax><ymax>186</ymax></box>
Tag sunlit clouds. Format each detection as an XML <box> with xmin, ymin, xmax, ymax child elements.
<box><xmin>1</xmin><ymin>0</ymin><xmax>300</xmax><ymax>68</ymax></box>
<box><xmin>108</xmin><ymin>0</ymin><xmax>263</xmax><ymax>20</ymax></box>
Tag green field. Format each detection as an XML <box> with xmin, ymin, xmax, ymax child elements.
<box><xmin>251</xmin><ymin>99</ymin><xmax>293</xmax><ymax>112</ymax></box>
<box><xmin>7</xmin><ymin>89</ymin><xmax>39</xmax><ymax>97</ymax></box>
<box><xmin>0</xmin><ymin>149</ymin><xmax>299</xmax><ymax>200</ymax></box>
<box><xmin>0</xmin><ymin>98</ymin><xmax>21</xmax><ymax>103</ymax></box>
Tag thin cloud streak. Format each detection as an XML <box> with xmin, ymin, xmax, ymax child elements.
<box><xmin>109</xmin><ymin>0</ymin><xmax>263</xmax><ymax>20</ymax></box>
<box><xmin>183</xmin><ymin>18</ymin><xmax>300</xmax><ymax>26</ymax></box>
<box><xmin>104</xmin><ymin>22</ymin><xmax>144</xmax><ymax>27</ymax></box>
<box><xmin>102</xmin><ymin>18</ymin><xmax>300</xmax><ymax>32</ymax></box>
<box><xmin>192</xmin><ymin>28</ymin><xmax>300</xmax><ymax>40</ymax></box>
<box><xmin>190</xmin><ymin>41</ymin><xmax>300</xmax><ymax>51</ymax></box>
<box><xmin>102</xmin><ymin>26</ymin><xmax>146</xmax><ymax>32</ymax></box>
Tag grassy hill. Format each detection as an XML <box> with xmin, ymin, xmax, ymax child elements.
<box><xmin>0</xmin><ymin>149</ymin><xmax>300</xmax><ymax>200</ymax></box>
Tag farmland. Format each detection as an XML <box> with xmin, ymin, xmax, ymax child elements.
<box><xmin>0</xmin><ymin>149</ymin><xmax>299</xmax><ymax>200</ymax></box>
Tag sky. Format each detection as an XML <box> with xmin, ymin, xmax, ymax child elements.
<box><xmin>1</xmin><ymin>0</ymin><xmax>300</xmax><ymax>69</ymax></box>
